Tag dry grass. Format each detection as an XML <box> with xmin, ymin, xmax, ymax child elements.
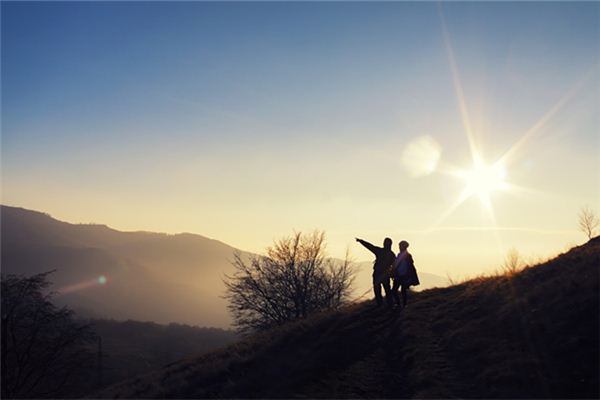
<box><xmin>96</xmin><ymin>238</ymin><xmax>600</xmax><ymax>399</ymax></box>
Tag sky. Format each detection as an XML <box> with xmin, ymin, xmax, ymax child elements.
<box><xmin>2</xmin><ymin>1</ymin><xmax>599</xmax><ymax>280</ymax></box>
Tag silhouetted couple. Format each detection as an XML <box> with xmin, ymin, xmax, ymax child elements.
<box><xmin>356</xmin><ymin>237</ymin><xmax>420</xmax><ymax>308</ymax></box>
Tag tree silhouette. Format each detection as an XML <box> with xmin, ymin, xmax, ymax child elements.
<box><xmin>1</xmin><ymin>272</ymin><xmax>96</xmax><ymax>398</ymax></box>
<box><xmin>578</xmin><ymin>206</ymin><xmax>599</xmax><ymax>240</ymax></box>
<box><xmin>224</xmin><ymin>231</ymin><xmax>354</xmax><ymax>333</ymax></box>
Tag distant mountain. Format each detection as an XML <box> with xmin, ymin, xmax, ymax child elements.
<box><xmin>1</xmin><ymin>205</ymin><xmax>244</xmax><ymax>327</ymax></box>
<box><xmin>1</xmin><ymin>205</ymin><xmax>448</xmax><ymax>327</ymax></box>
<box><xmin>96</xmin><ymin>238</ymin><xmax>600</xmax><ymax>399</ymax></box>
<box><xmin>353</xmin><ymin>261</ymin><xmax>449</xmax><ymax>295</ymax></box>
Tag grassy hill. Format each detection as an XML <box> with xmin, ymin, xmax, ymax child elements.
<box><xmin>96</xmin><ymin>237</ymin><xmax>599</xmax><ymax>398</ymax></box>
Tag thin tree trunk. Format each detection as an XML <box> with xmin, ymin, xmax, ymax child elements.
<box><xmin>2</xmin><ymin>316</ymin><xmax>9</xmax><ymax>398</ymax></box>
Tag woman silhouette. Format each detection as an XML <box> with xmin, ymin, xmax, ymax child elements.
<box><xmin>391</xmin><ymin>240</ymin><xmax>420</xmax><ymax>308</ymax></box>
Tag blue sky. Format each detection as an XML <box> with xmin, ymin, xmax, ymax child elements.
<box><xmin>2</xmin><ymin>2</ymin><xmax>599</xmax><ymax>278</ymax></box>
<box><xmin>4</xmin><ymin>2</ymin><xmax>597</xmax><ymax>143</ymax></box>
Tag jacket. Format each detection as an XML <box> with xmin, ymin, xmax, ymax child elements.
<box><xmin>393</xmin><ymin>252</ymin><xmax>420</xmax><ymax>287</ymax></box>
<box><xmin>357</xmin><ymin>239</ymin><xmax>396</xmax><ymax>278</ymax></box>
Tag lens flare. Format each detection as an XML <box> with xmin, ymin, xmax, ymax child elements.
<box><xmin>57</xmin><ymin>275</ymin><xmax>109</xmax><ymax>295</ymax></box>
<box><xmin>401</xmin><ymin>135</ymin><xmax>442</xmax><ymax>177</ymax></box>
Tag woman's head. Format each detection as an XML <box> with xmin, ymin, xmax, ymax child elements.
<box><xmin>399</xmin><ymin>240</ymin><xmax>409</xmax><ymax>251</ymax></box>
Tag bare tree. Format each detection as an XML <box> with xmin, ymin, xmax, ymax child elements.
<box><xmin>1</xmin><ymin>272</ymin><xmax>96</xmax><ymax>398</ymax></box>
<box><xmin>578</xmin><ymin>206</ymin><xmax>599</xmax><ymax>240</ymax></box>
<box><xmin>224</xmin><ymin>231</ymin><xmax>355</xmax><ymax>334</ymax></box>
<box><xmin>502</xmin><ymin>248</ymin><xmax>522</xmax><ymax>275</ymax></box>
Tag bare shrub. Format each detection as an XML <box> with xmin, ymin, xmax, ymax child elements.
<box><xmin>502</xmin><ymin>248</ymin><xmax>522</xmax><ymax>276</ymax></box>
<box><xmin>224</xmin><ymin>231</ymin><xmax>355</xmax><ymax>334</ymax></box>
<box><xmin>578</xmin><ymin>206</ymin><xmax>599</xmax><ymax>240</ymax></box>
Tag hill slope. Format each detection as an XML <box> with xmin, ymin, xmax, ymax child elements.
<box><xmin>97</xmin><ymin>238</ymin><xmax>599</xmax><ymax>398</ymax></box>
<box><xmin>49</xmin><ymin>319</ymin><xmax>237</xmax><ymax>397</ymax></box>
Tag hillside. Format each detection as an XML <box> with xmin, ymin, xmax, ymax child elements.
<box><xmin>60</xmin><ymin>319</ymin><xmax>237</xmax><ymax>396</ymax></box>
<box><xmin>1</xmin><ymin>205</ymin><xmax>448</xmax><ymax>327</ymax></box>
<box><xmin>34</xmin><ymin>319</ymin><xmax>238</xmax><ymax>397</ymax></box>
<box><xmin>97</xmin><ymin>238</ymin><xmax>599</xmax><ymax>398</ymax></box>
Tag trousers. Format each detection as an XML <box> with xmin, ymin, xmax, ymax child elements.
<box><xmin>373</xmin><ymin>272</ymin><xmax>392</xmax><ymax>306</ymax></box>
<box><xmin>391</xmin><ymin>277</ymin><xmax>409</xmax><ymax>306</ymax></box>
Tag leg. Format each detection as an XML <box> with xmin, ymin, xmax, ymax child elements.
<box><xmin>373</xmin><ymin>275</ymin><xmax>383</xmax><ymax>306</ymax></box>
<box><xmin>401</xmin><ymin>284</ymin><xmax>409</xmax><ymax>307</ymax></box>
<box><xmin>382</xmin><ymin>278</ymin><xmax>392</xmax><ymax>306</ymax></box>
<box><xmin>391</xmin><ymin>278</ymin><xmax>401</xmax><ymax>306</ymax></box>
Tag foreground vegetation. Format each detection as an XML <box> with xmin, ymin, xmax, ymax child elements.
<box><xmin>97</xmin><ymin>238</ymin><xmax>599</xmax><ymax>398</ymax></box>
<box><xmin>0</xmin><ymin>271</ymin><xmax>237</xmax><ymax>399</ymax></box>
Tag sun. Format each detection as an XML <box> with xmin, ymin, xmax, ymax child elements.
<box><xmin>461</xmin><ymin>158</ymin><xmax>507</xmax><ymax>201</ymax></box>
<box><xmin>447</xmin><ymin>155</ymin><xmax>509</xmax><ymax>213</ymax></box>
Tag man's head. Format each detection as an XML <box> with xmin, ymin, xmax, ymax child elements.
<box><xmin>383</xmin><ymin>237</ymin><xmax>393</xmax><ymax>249</ymax></box>
<box><xmin>399</xmin><ymin>240</ymin><xmax>409</xmax><ymax>252</ymax></box>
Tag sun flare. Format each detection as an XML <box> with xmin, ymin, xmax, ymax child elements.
<box><xmin>442</xmin><ymin>155</ymin><xmax>510</xmax><ymax>216</ymax></box>
<box><xmin>460</xmin><ymin>159</ymin><xmax>508</xmax><ymax>202</ymax></box>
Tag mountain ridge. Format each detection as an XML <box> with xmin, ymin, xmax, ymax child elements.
<box><xmin>1</xmin><ymin>204</ymin><xmax>234</xmax><ymax>248</ymax></box>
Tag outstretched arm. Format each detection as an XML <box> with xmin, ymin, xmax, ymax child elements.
<box><xmin>355</xmin><ymin>238</ymin><xmax>378</xmax><ymax>255</ymax></box>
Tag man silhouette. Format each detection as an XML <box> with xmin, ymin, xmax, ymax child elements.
<box><xmin>356</xmin><ymin>237</ymin><xmax>396</xmax><ymax>306</ymax></box>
